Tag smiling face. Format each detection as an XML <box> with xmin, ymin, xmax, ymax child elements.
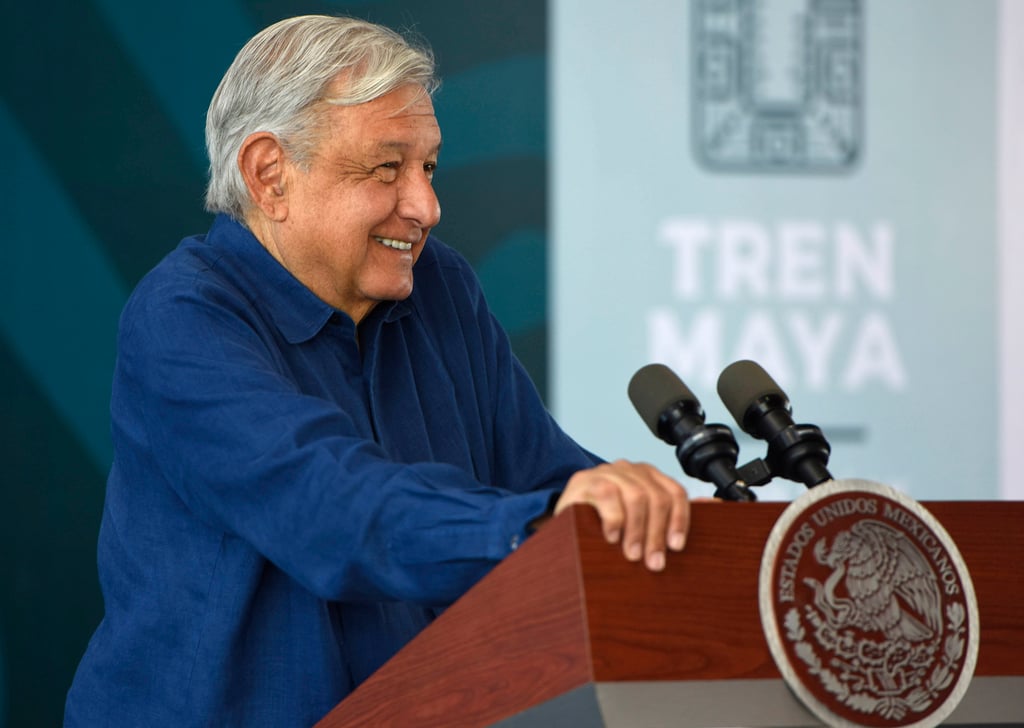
<box><xmin>246</xmin><ymin>83</ymin><xmax>442</xmax><ymax>324</ymax></box>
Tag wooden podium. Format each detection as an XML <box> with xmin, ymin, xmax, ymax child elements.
<box><xmin>317</xmin><ymin>501</ymin><xmax>1024</xmax><ymax>727</ymax></box>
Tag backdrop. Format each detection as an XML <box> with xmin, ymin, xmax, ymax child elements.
<box><xmin>2</xmin><ymin>1</ymin><xmax>1020</xmax><ymax>725</ymax></box>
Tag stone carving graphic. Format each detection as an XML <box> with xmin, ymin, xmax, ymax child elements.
<box><xmin>692</xmin><ymin>0</ymin><xmax>862</xmax><ymax>172</ymax></box>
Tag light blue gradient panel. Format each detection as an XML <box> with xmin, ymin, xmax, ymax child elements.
<box><xmin>0</xmin><ymin>101</ymin><xmax>127</xmax><ymax>472</ymax></box>
<box><xmin>93</xmin><ymin>0</ymin><xmax>255</xmax><ymax>167</ymax></box>
<box><xmin>552</xmin><ymin>0</ymin><xmax>998</xmax><ymax>500</ymax></box>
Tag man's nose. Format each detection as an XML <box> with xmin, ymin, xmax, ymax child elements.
<box><xmin>398</xmin><ymin>170</ymin><xmax>441</xmax><ymax>228</ymax></box>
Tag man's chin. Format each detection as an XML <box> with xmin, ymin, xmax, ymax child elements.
<box><xmin>371</xmin><ymin>279</ymin><xmax>415</xmax><ymax>303</ymax></box>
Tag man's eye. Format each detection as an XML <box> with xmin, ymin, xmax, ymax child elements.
<box><xmin>424</xmin><ymin>162</ymin><xmax>437</xmax><ymax>180</ymax></box>
<box><xmin>376</xmin><ymin>162</ymin><xmax>400</xmax><ymax>181</ymax></box>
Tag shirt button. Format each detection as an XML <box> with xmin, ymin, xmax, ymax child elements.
<box><xmin>509</xmin><ymin>534</ymin><xmax>521</xmax><ymax>551</ymax></box>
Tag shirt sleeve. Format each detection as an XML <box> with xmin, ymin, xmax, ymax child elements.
<box><xmin>113</xmin><ymin>266</ymin><xmax>590</xmax><ymax>608</ymax></box>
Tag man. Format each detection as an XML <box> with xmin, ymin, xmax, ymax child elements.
<box><xmin>65</xmin><ymin>15</ymin><xmax>691</xmax><ymax>726</ymax></box>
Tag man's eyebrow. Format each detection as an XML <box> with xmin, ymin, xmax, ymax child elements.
<box><xmin>375</xmin><ymin>140</ymin><xmax>443</xmax><ymax>155</ymax></box>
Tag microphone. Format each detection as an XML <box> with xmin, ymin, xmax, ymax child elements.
<box><xmin>716</xmin><ymin>360</ymin><xmax>832</xmax><ymax>488</ymax></box>
<box><xmin>628</xmin><ymin>363</ymin><xmax>756</xmax><ymax>501</ymax></box>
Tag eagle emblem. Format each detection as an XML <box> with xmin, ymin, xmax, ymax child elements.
<box><xmin>805</xmin><ymin>520</ymin><xmax>942</xmax><ymax>645</ymax></box>
<box><xmin>759</xmin><ymin>480</ymin><xmax>978</xmax><ymax>728</ymax></box>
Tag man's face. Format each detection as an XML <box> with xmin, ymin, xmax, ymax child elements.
<box><xmin>270</xmin><ymin>83</ymin><xmax>442</xmax><ymax>323</ymax></box>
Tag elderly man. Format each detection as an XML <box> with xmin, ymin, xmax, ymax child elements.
<box><xmin>65</xmin><ymin>15</ymin><xmax>691</xmax><ymax>726</ymax></box>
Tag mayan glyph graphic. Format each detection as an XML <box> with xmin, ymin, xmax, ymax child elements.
<box><xmin>693</xmin><ymin>0</ymin><xmax>862</xmax><ymax>172</ymax></box>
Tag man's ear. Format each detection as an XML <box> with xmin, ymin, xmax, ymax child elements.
<box><xmin>237</xmin><ymin>132</ymin><xmax>289</xmax><ymax>221</ymax></box>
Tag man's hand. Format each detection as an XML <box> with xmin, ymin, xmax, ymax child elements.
<box><xmin>553</xmin><ymin>460</ymin><xmax>690</xmax><ymax>572</ymax></box>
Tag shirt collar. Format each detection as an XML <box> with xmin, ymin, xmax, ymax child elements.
<box><xmin>206</xmin><ymin>214</ymin><xmax>409</xmax><ymax>343</ymax></box>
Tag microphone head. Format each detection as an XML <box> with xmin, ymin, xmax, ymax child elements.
<box><xmin>628</xmin><ymin>363</ymin><xmax>700</xmax><ymax>439</ymax></box>
<box><xmin>717</xmin><ymin>360</ymin><xmax>789</xmax><ymax>430</ymax></box>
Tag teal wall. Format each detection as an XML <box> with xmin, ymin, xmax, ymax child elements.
<box><xmin>0</xmin><ymin>2</ymin><xmax>548</xmax><ymax>724</ymax></box>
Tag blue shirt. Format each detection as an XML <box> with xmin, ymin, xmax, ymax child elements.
<box><xmin>65</xmin><ymin>215</ymin><xmax>599</xmax><ymax>726</ymax></box>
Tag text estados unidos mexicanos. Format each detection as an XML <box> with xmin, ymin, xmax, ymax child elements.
<box><xmin>776</xmin><ymin>497</ymin><xmax>960</xmax><ymax>604</ymax></box>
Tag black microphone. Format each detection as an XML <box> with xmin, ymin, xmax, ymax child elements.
<box><xmin>628</xmin><ymin>363</ymin><xmax>755</xmax><ymax>501</ymax></box>
<box><xmin>716</xmin><ymin>360</ymin><xmax>832</xmax><ymax>488</ymax></box>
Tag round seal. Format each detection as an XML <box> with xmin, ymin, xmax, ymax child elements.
<box><xmin>759</xmin><ymin>479</ymin><xmax>979</xmax><ymax>728</ymax></box>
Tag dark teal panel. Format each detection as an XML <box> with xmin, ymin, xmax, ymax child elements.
<box><xmin>92</xmin><ymin>0</ymin><xmax>257</xmax><ymax>169</ymax></box>
<box><xmin>432</xmin><ymin>157</ymin><xmax>548</xmax><ymax>393</ymax></box>
<box><xmin>0</xmin><ymin>0</ymin><xmax>215</xmax><ymax>288</ymax></box>
<box><xmin>246</xmin><ymin>0</ymin><xmax>546</xmax><ymax>75</ymax></box>
<box><xmin>477</xmin><ymin>228</ymin><xmax>548</xmax><ymax>334</ymax></box>
<box><xmin>0</xmin><ymin>341</ymin><xmax>106</xmax><ymax>728</ymax></box>
<box><xmin>2</xmin><ymin>3</ymin><xmax>550</xmax><ymax>723</ymax></box>
<box><xmin>432</xmin><ymin>158</ymin><xmax>548</xmax><ymax>266</ymax></box>
<box><xmin>2</xmin><ymin>100</ymin><xmax>125</xmax><ymax>472</ymax></box>
<box><xmin>434</xmin><ymin>55</ymin><xmax>546</xmax><ymax>168</ymax></box>
<box><xmin>509</xmin><ymin>325</ymin><xmax>549</xmax><ymax>403</ymax></box>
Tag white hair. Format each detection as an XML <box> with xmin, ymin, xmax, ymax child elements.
<box><xmin>204</xmin><ymin>15</ymin><xmax>439</xmax><ymax>219</ymax></box>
